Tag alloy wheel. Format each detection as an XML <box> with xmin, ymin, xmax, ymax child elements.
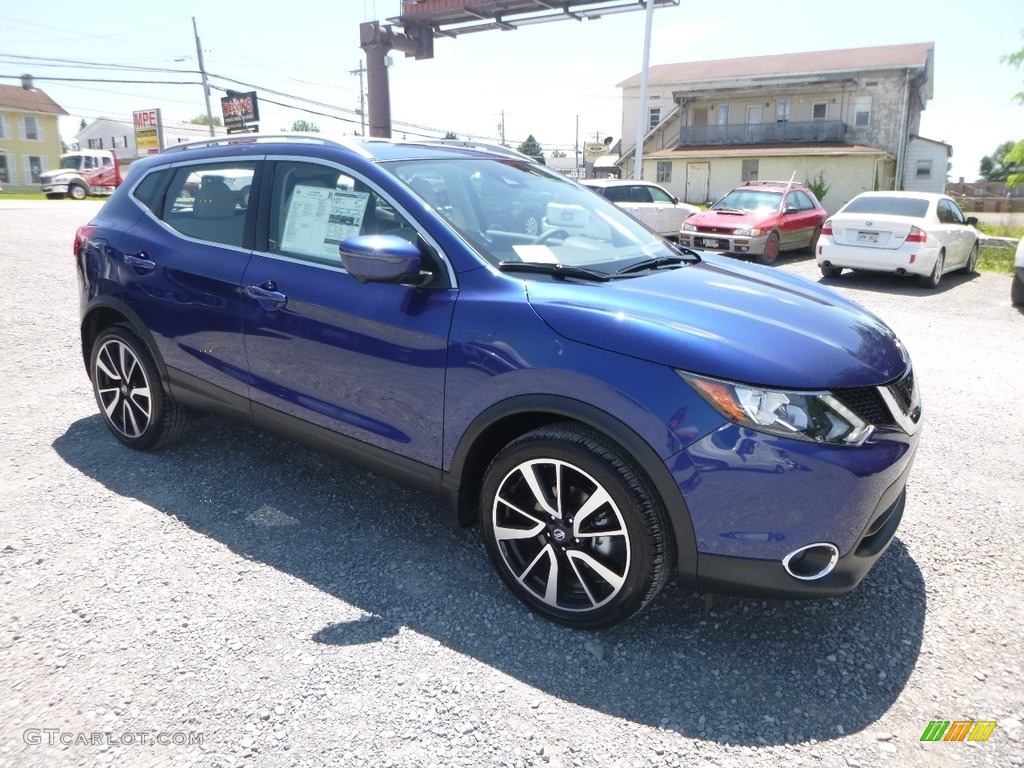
<box><xmin>93</xmin><ymin>338</ymin><xmax>153</xmax><ymax>439</ymax></box>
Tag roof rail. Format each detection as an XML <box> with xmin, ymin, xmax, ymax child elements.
<box><xmin>160</xmin><ymin>133</ymin><xmax>373</xmax><ymax>158</ymax></box>
<box><xmin>742</xmin><ymin>180</ymin><xmax>804</xmax><ymax>187</ymax></box>
<box><xmin>408</xmin><ymin>139</ymin><xmax>542</xmax><ymax>164</ymax></box>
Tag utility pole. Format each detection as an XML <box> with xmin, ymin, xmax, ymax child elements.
<box><xmin>632</xmin><ymin>0</ymin><xmax>655</xmax><ymax>179</ymax></box>
<box><xmin>192</xmin><ymin>17</ymin><xmax>216</xmax><ymax>137</ymax></box>
<box><xmin>497</xmin><ymin>110</ymin><xmax>507</xmax><ymax>146</ymax></box>
<box><xmin>350</xmin><ymin>61</ymin><xmax>366</xmax><ymax>136</ymax></box>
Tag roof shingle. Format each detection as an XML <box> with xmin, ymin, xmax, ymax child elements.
<box><xmin>0</xmin><ymin>83</ymin><xmax>68</xmax><ymax>115</ymax></box>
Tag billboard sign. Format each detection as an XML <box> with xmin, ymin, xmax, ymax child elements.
<box><xmin>133</xmin><ymin>109</ymin><xmax>163</xmax><ymax>155</ymax></box>
<box><xmin>221</xmin><ymin>92</ymin><xmax>260</xmax><ymax>132</ymax></box>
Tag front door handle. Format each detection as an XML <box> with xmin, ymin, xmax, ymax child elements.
<box><xmin>245</xmin><ymin>282</ymin><xmax>288</xmax><ymax>309</ymax></box>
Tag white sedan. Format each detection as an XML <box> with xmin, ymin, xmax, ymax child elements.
<box><xmin>1013</xmin><ymin>237</ymin><xmax>1024</xmax><ymax>307</ymax></box>
<box><xmin>816</xmin><ymin>192</ymin><xmax>980</xmax><ymax>289</ymax></box>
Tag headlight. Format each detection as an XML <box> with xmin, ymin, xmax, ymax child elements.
<box><xmin>733</xmin><ymin>226</ymin><xmax>764</xmax><ymax>237</ymax></box>
<box><xmin>679</xmin><ymin>371</ymin><xmax>873</xmax><ymax>446</ymax></box>
<box><xmin>681</xmin><ymin>222</ymin><xmax>697</xmax><ymax>232</ymax></box>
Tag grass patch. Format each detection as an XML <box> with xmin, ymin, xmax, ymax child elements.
<box><xmin>0</xmin><ymin>192</ymin><xmax>49</xmax><ymax>200</ymax></box>
<box><xmin>975</xmin><ymin>222</ymin><xmax>1020</xmax><ymax>274</ymax></box>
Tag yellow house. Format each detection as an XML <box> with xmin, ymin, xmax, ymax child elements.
<box><xmin>0</xmin><ymin>76</ymin><xmax>68</xmax><ymax>192</ymax></box>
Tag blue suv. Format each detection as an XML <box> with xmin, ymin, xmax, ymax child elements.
<box><xmin>75</xmin><ymin>136</ymin><xmax>922</xmax><ymax>628</ymax></box>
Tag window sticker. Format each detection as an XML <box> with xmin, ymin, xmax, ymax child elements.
<box><xmin>280</xmin><ymin>185</ymin><xmax>370</xmax><ymax>260</ymax></box>
<box><xmin>510</xmin><ymin>245</ymin><xmax>559</xmax><ymax>263</ymax></box>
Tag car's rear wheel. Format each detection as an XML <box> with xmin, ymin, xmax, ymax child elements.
<box><xmin>480</xmin><ymin>422</ymin><xmax>674</xmax><ymax>629</ymax></box>
<box><xmin>89</xmin><ymin>325</ymin><xmax>188</xmax><ymax>450</ymax></box>
<box><xmin>819</xmin><ymin>264</ymin><xmax>843</xmax><ymax>279</ymax></box>
<box><xmin>961</xmin><ymin>241</ymin><xmax>979</xmax><ymax>274</ymax></box>
<box><xmin>68</xmin><ymin>183</ymin><xmax>88</xmax><ymax>201</ymax></box>
<box><xmin>757</xmin><ymin>232</ymin><xmax>780</xmax><ymax>265</ymax></box>
<box><xmin>918</xmin><ymin>251</ymin><xmax>944</xmax><ymax>289</ymax></box>
<box><xmin>1012</xmin><ymin>272</ymin><xmax>1024</xmax><ymax>307</ymax></box>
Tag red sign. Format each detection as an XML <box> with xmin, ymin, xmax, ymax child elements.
<box><xmin>133</xmin><ymin>110</ymin><xmax>159</xmax><ymax>128</ymax></box>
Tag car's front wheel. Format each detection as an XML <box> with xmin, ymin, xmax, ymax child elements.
<box><xmin>757</xmin><ymin>232</ymin><xmax>780</xmax><ymax>265</ymax></box>
<box><xmin>480</xmin><ymin>423</ymin><xmax>674</xmax><ymax>629</ymax></box>
<box><xmin>520</xmin><ymin>210</ymin><xmax>541</xmax><ymax>237</ymax></box>
<box><xmin>90</xmin><ymin>325</ymin><xmax>188</xmax><ymax>450</ymax></box>
<box><xmin>1012</xmin><ymin>272</ymin><xmax>1024</xmax><ymax>307</ymax></box>
<box><xmin>68</xmin><ymin>183</ymin><xmax>88</xmax><ymax>201</ymax></box>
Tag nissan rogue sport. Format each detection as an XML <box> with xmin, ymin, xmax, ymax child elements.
<box><xmin>75</xmin><ymin>135</ymin><xmax>922</xmax><ymax>629</ymax></box>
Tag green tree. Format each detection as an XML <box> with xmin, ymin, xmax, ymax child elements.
<box><xmin>517</xmin><ymin>135</ymin><xmax>544</xmax><ymax>158</ymax></box>
<box><xmin>79</xmin><ymin>118</ymin><xmax>86</xmax><ymax>131</ymax></box>
<box><xmin>190</xmin><ymin>114</ymin><xmax>223</xmax><ymax>126</ymax></box>
<box><xmin>979</xmin><ymin>140</ymin><xmax>1020</xmax><ymax>181</ymax></box>
<box><xmin>1004</xmin><ymin>140</ymin><xmax>1024</xmax><ymax>187</ymax></box>
<box><xmin>443</xmin><ymin>131</ymin><xmax>459</xmax><ymax>140</ymax></box>
<box><xmin>1001</xmin><ymin>28</ymin><xmax>1024</xmax><ymax>103</ymax></box>
<box><xmin>551</xmin><ymin>150</ymin><xmax>567</xmax><ymax>158</ymax></box>
<box><xmin>291</xmin><ymin>120</ymin><xmax>320</xmax><ymax>133</ymax></box>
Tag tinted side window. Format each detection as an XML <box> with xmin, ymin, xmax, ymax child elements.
<box><xmin>647</xmin><ymin>186</ymin><xmax>674</xmax><ymax>204</ymax></box>
<box><xmin>159</xmin><ymin>162</ymin><xmax>256</xmax><ymax>248</ymax></box>
<box><xmin>132</xmin><ymin>169</ymin><xmax>169</xmax><ymax>215</ymax></box>
<box><xmin>268</xmin><ymin>161</ymin><xmax>421</xmax><ymax>268</ymax></box>
<box><xmin>630</xmin><ymin>186</ymin><xmax>653</xmax><ymax>203</ymax></box>
<box><xmin>603</xmin><ymin>186</ymin><xmax>630</xmax><ymax>203</ymax></box>
<box><xmin>938</xmin><ymin>199</ymin><xmax>965</xmax><ymax>225</ymax></box>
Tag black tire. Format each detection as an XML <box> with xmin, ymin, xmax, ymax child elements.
<box><xmin>819</xmin><ymin>264</ymin><xmax>843</xmax><ymax>279</ymax></box>
<box><xmin>757</xmin><ymin>232</ymin><xmax>781</xmax><ymax>265</ymax></box>
<box><xmin>1012</xmin><ymin>272</ymin><xmax>1024</xmax><ymax>307</ymax></box>
<box><xmin>69</xmin><ymin>183</ymin><xmax>88</xmax><ymax>201</ymax></box>
<box><xmin>480</xmin><ymin>422</ymin><xmax>674</xmax><ymax>629</ymax></box>
<box><xmin>961</xmin><ymin>241</ymin><xmax>979</xmax><ymax>274</ymax></box>
<box><xmin>89</xmin><ymin>324</ymin><xmax>188</xmax><ymax>450</ymax></box>
<box><xmin>918</xmin><ymin>250</ymin><xmax>944</xmax><ymax>289</ymax></box>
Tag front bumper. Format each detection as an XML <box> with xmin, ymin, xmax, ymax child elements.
<box><xmin>41</xmin><ymin>183</ymin><xmax>69</xmax><ymax>195</ymax></box>
<box><xmin>679</xmin><ymin>231</ymin><xmax>769</xmax><ymax>257</ymax></box>
<box><xmin>668</xmin><ymin>421</ymin><xmax>919</xmax><ymax>599</ymax></box>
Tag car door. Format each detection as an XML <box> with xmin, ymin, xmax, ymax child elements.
<box><xmin>240</xmin><ymin>159</ymin><xmax>457</xmax><ymax>467</ymax></box>
<box><xmin>114</xmin><ymin>159</ymin><xmax>259</xmax><ymax>411</ymax></box>
<box><xmin>780</xmin><ymin>190</ymin><xmax>818</xmax><ymax>249</ymax></box>
<box><xmin>646</xmin><ymin>184</ymin><xmax>682</xmax><ymax>234</ymax></box>
<box><xmin>937</xmin><ymin>198</ymin><xmax>972</xmax><ymax>267</ymax></box>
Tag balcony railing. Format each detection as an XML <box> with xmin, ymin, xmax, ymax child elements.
<box><xmin>678</xmin><ymin>120</ymin><xmax>846</xmax><ymax>147</ymax></box>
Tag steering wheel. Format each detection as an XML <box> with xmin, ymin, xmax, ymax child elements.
<box><xmin>533</xmin><ymin>228</ymin><xmax>571</xmax><ymax>244</ymax></box>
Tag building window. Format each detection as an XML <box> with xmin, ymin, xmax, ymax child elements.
<box><xmin>88</xmin><ymin>138</ymin><xmax>104</xmax><ymax>149</ymax></box>
<box><xmin>0</xmin><ymin>115</ymin><xmax>7</xmax><ymax>139</ymax></box>
<box><xmin>656</xmin><ymin>161</ymin><xmax>672</xmax><ymax>183</ymax></box>
<box><xmin>741</xmin><ymin>159</ymin><xmax>759</xmax><ymax>182</ymax></box>
<box><xmin>916</xmin><ymin>159</ymin><xmax>932</xmax><ymax>178</ymax></box>
<box><xmin>854</xmin><ymin>97</ymin><xmax>872</xmax><ymax>128</ymax></box>
<box><xmin>23</xmin><ymin>116</ymin><xmax>41</xmax><ymax>141</ymax></box>
<box><xmin>812</xmin><ymin>102</ymin><xmax>828</xmax><ymax>120</ymax></box>
<box><xmin>648</xmin><ymin>107</ymin><xmax>662</xmax><ymax>130</ymax></box>
<box><xmin>112</xmin><ymin>135</ymin><xmax>128</xmax><ymax>149</ymax></box>
<box><xmin>716</xmin><ymin>104</ymin><xmax>729</xmax><ymax>125</ymax></box>
<box><xmin>776</xmin><ymin>101</ymin><xmax>790</xmax><ymax>122</ymax></box>
<box><xmin>0</xmin><ymin>155</ymin><xmax>10</xmax><ymax>184</ymax></box>
<box><xmin>26</xmin><ymin>156</ymin><xmax>44</xmax><ymax>183</ymax></box>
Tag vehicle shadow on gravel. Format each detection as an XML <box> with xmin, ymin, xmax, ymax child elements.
<box><xmin>817</xmin><ymin>269</ymin><xmax>979</xmax><ymax>296</ymax></box>
<box><xmin>54</xmin><ymin>414</ymin><xmax>926</xmax><ymax>747</ymax></box>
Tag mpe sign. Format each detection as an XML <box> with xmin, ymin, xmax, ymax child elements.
<box><xmin>220</xmin><ymin>92</ymin><xmax>259</xmax><ymax>132</ymax></box>
<box><xmin>133</xmin><ymin>109</ymin><xmax>163</xmax><ymax>155</ymax></box>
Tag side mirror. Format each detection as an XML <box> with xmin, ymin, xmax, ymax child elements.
<box><xmin>672</xmin><ymin>196</ymin><xmax>680</xmax><ymax>205</ymax></box>
<box><xmin>339</xmin><ymin>234</ymin><xmax>431</xmax><ymax>286</ymax></box>
<box><xmin>784</xmin><ymin>206</ymin><xmax>799</xmax><ymax>216</ymax></box>
<box><xmin>966</xmin><ymin>216</ymin><xmax>979</xmax><ymax>226</ymax></box>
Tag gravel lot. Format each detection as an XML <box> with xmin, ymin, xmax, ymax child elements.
<box><xmin>1</xmin><ymin>199</ymin><xmax>1022</xmax><ymax>768</ymax></box>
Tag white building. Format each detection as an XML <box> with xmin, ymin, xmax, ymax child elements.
<box><xmin>76</xmin><ymin>117</ymin><xmax>227</xmax><ymax>160</ymax></box>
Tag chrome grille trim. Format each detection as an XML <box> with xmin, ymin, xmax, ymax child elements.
<box><xmin>877</xmin><ymin>367</ymin><xmax>922</xmax><ymax>435</ymax></box>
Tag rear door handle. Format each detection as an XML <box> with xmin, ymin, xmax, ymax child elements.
<box><xmin>123</xmin><ymin>253</ymin><xmax>156</xmax><ymax>270</ymax></box>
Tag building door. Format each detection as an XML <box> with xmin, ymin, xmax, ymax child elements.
<box><xmin>686</xmin><ymin>163</ymin><xmax>709</xmax><ymax>204</ymax></box>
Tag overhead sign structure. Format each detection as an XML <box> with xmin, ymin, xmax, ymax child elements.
<box><xmin>133</xmin><ymin>109</ymin><xmax>163</xmax><ymax>156</ymax></box>
<box><xmin>221</xmin><ymin>91</ymin><xmax>260</xmax><ymax>134</ymax></box>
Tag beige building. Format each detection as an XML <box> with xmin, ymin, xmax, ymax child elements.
<box><xmin>618</xmin><ymin>42</ymin><xmax>940</xmax><ymax>212</ymax></box>
<box><xmin>0</xmin><ymin>76</ymin><xmax>67</xmax><ymax>192</ymax></box>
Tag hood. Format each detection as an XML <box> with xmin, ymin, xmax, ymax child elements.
<box><xmin>40</xmin><ymin>169</ymin><xmax>73</xmax><ymax>181</ymax></box>
<box><xmin>526</xmin><ymin>255</ymin><xmax>908</xmax><ymax>389</ymax></box>
<box><xmin>687</xmin><ymin>208</ymin><xmax>770</xmax><ymax>230</ymax></box>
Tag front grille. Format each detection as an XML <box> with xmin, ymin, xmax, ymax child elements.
<box><xmin>833</xmin><ymin>386</ymin><xmax>893</xmax><ymax>426</ymax></box>
<box><xmin>889</xmin><ymin>367</ymin><xmax>916</xmax><ymax>413</ymax></box>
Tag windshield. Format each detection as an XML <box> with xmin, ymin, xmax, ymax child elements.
<box><xmin>382</xmin><ymin>158</ymin><xmax>685</xmax><ymax>274</ymax></box>
<box><xmin>842</xmin><ymin>196</ymin><xmax>929</xmax><ymax>218</ymax></box>
<box><xmin>713</xmin><ymin>189</ymin><xmax>782</xmax><ymax>213</ymax></box>
<box><xmin>60</xmin><ymin>156</ymin><xmax>83</xmax><ymax>170</ymax></box>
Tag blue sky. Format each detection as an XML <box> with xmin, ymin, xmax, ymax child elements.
<box><xmin>2</xmin><ymin>1</ymin><xmax>1021</xmax><ymax>180</ymax></box>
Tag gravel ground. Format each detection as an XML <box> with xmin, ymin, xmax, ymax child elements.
<box><xmin>1</xmin><ymin>199</ymin><xmax>1022</xmax><ymax>768</ymax></box>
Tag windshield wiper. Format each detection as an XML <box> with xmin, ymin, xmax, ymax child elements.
<box><xmin>498</xmin><ymin>261</ymin><xmax>612</xmax><ymax>282</ymax></box>
<box><xmin>616</xmin><ymin>252</ymin><xmax>698</xmax><ymax>275</ymax></box>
